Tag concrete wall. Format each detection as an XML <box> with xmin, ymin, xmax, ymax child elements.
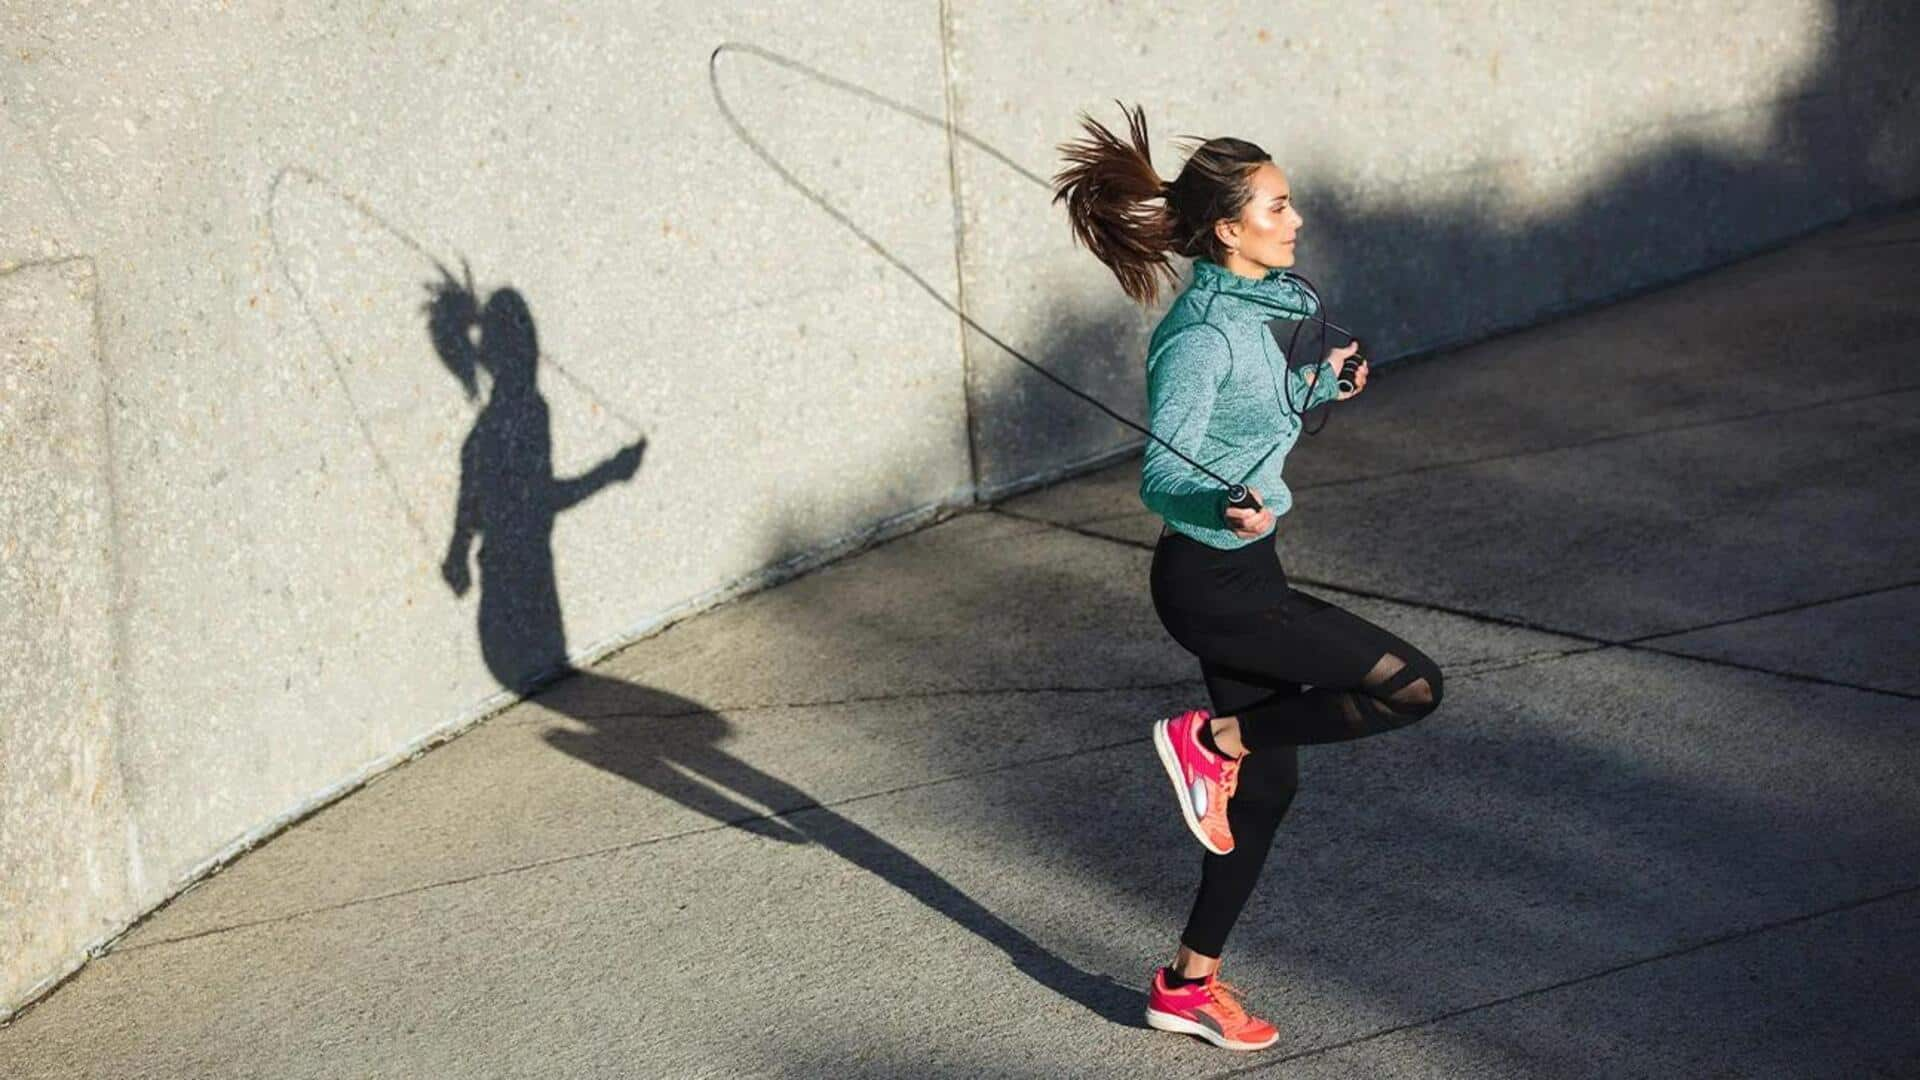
<box><xmin>3</xmin><ymin>0</ymin><xmax>1914</xmax><ymax>1017</ymax></box>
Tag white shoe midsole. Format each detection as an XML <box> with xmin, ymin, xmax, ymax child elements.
<box><xmin>1145</xmin><ymin>1007</ymin><xmax>1276</xmax><ymax>1051</ymax></box>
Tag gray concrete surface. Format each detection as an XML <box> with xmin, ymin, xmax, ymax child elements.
<box><xmin>6</xmin><ymin>0</ymin><xmax>1920</xmax><ymax>1034</ymax></box>
<box><xmin>2</xmin><ymin>206</ymin><xmax>1916</xmax><ymax>1077</ymax></box>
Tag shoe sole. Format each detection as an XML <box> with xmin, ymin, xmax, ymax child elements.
<box><xmin>1145</xmin><ymin>1007</ymin><xmax>1279</xmax><ymax>1051</ymax></box>
<box><xmin>1152</xmin><ymin>717</ymin><xmax>1232</xmax><ymax>856</ymax></box>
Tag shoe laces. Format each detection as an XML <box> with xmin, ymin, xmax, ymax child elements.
<box><xmin>1204</xmin><ymin>975</ymin><xmax>1250</xmax><ymax>1023</ymax></box>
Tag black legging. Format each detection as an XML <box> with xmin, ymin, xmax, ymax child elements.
<box><xmin>1149</xmin><ymin>525</ymin><xmax>1446</xmax><ymax>957</ymax></box>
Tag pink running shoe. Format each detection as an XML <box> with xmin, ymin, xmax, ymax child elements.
<box><xmin>1152</xmin><ymin>708</ymin><xmax>1240</xmax><ymax>855</ymax></box>
<box><xmin>1145</xmin><ymin>966</ymin><xmax>1280</xmax><ymax>1051</ymax></box>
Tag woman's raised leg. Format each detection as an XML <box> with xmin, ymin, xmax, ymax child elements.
<box><xmin>1197</xmin><ymin>588</ymin><xmax>1446</xmax><ymax>749</ymax></box>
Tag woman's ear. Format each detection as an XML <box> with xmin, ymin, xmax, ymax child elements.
<box><xmin>1213</xmin><ymin>217</ymin><xmax>1240</xmax><ymax>253</ymax></box>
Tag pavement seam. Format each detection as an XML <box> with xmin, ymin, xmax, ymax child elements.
<box><xmin>1287</xmin><ymin>576</ymin><xmax>1920</xmax><ymax>702</ymax></box>
<box><xmin>510</xmin><ymin>678</ymin><xmax>1207</xmax><ymax>727</ymax></box>
<box><xmin>1621</xmin><ymin>642</ymin><xmax>1920</xmax><ymax>702</ymax></box>
<box><xmin>98</xmin><ymin>640</ymin><xmax>1589</xmax><ymax>956</ymax></box>
<box><xmin>1623</xmin><ymin>578</ymin><xmax>1920</xmax><ymax>644</ymax></box>
<box><xmin>1286</xmin><ymin>381</ymin><xmax>1920</xmax><ymax>495</ymax></box>
<box><xmin>992</xmin><ymin>508</ymin><xmax>1920</xmax><ymax>701</ymax></box>
<box><xmin>1051</xmin><ymin>381</ymin><xmax>1920</xmax><ymax>527</ymax></box>
<box><xmin>1205</xmin><ymin>881</ymin><xmax>1920</xmax><ymax>1077</ymax></box>
<box><xmin>991</xmin><ymin>506</ymin><xmax>1609</xmax><ymax>641</ymax></box>
<box><xmin>105</xmin><ymin>731</ymin><xmax>1169</xmax><ymax>954</ymax></box>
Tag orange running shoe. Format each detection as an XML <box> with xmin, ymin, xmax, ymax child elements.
<box><xmin>1145</xmin><ymin>967</ymin><xmax>1280</xmax><ymax>1052</ymax></box>
<box><xmin>1152</xmin><ymin>708</ymin><xmax>1241</xmax><ymax>854</ymax></box>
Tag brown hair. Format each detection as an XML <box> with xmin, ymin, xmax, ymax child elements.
<box><xmin>1051</xmin><ymin>101</ymin><xmax>1272</xmax><ymax>306</ymax></box>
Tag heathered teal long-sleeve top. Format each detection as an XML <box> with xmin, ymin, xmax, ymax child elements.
<box><xmin>1140</xmin><ymin>257</ymin><xmax>1342</xmax><ymax>549</ymax></box>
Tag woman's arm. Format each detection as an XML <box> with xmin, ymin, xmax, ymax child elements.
<box><xmin>442</xmin><ymin>433</ymin><xmax>481</xmax><ymax>595</ymax></box>
<box><xmin>1139</xmin><ymin>325</ymin><xmax>1233</xmax><ymax>529</ymax></box>
<box><xmin>549</xmin><ymin>436</ymin><xmax>647</xmax><ymax>513</ymax></box>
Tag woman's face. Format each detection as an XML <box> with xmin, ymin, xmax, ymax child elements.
<box><xmin>1216</xmin><ymin>163</ymin><xmax>1303</xmax><ymax>270</ymax></box>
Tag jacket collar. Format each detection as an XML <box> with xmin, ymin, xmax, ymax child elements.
<box><xmin>1188</xmin><ymin>257</ymin><xmax>1314</xmax><ymax>318</ymax></box>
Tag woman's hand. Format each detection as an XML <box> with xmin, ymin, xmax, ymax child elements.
<box><xmin>610</xmin><ymin>436</ymin><xmax>648</xmax><ymax>481</ymax></box>
<box><xmin>1223</xmin><ymin>486</ymin><xmax>1274</xmax><ymax>539</ymax></box>
<box><xmin>441</xmin><ymin>549</ymin><xmax>472</xmax><ymax>596</ymax></box>
<box><xmin>1321</xmin><ymin>341</ymin><xmax>1367</xmax><ymax>401</ymax></box>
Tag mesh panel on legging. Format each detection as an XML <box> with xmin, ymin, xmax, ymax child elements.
<box><xmin>1237</xmin><ymin>644</ymin><xmax>1445</xmax><ymax>752</ymax></box>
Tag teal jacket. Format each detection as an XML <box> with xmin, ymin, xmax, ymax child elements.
<box><xmin>1140</xmin><ymin>257</ymin><xmax>1342</xmax><ymax>549</ymax></box>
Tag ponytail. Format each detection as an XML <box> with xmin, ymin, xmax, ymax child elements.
<box><xmin>1053</xmin><ymin>102</ymin><xmax>1273</xmax><ymax>306</ymax></box>
<box><xmin>1052</xmin><ymin>102</ymin><xmax>1177</xmax><ymax>305</ymax></box>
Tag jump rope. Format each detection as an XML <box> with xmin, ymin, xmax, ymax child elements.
<box><xmin>708</xmin><ymin>43</ymin><xmax>1367</xmax><ymax>522</ymax></box>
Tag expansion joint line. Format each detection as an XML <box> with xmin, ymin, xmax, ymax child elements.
<box><xmin>1205</xmin><ymin>881</ymin><xmax>1920</xmax><ymax>1077</ymax></box>
<box><xmin>989</xmin><ymin>507</ymin><xmax>1920</xmax><ymax>700</ymax></box>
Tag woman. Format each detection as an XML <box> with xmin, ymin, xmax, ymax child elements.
<box><xmin>1053</xmin><ymin>104</ymin><xmax>1446</xmax><ymax>1053</ymax></box>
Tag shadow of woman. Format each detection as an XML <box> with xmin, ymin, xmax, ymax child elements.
<box><xmin>537</xmin><ymin>672</ymin><xmax>1141</xmax><ymax>1024</ymax></box>
<box><xmin>426</xmin><ymin>265</ymin><xmax>648</xmax><ymax>691</ymax></box>
<box><xmin>423</xmin><ymin>266</ymin><xmax>1137</xmax><ymax>1023</ymax></box>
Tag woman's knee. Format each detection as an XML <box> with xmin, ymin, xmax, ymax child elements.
<box><xmin>1365</xmin><ymin>649</ymin><xmax>1445</xmax><ymax>719</ymax></box>
<box><xmin>1398</xmin><ymin>656</ymin><xmax>1444</xmax><ymax>717</ymax></box>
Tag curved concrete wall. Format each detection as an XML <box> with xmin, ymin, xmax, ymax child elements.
<box><xmin>4</xmin><ymin>1</ymin><xmax>1915</xmax><ymax>1017</ymax></box>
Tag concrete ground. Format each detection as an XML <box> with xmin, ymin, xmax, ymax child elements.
<box><xmin>4</xmin><ymin>209</ymin><xmax>1917</xmax><ymax>1079</ymax></box>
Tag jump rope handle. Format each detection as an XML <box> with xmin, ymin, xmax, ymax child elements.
<box><xmin>1336</xmin><ymin>345</ymin><xmax>1366</xmax><ymax>396</ymax></box>
<box><xmin>1225</xmin><ymin>484</ymin><xmax>1263</xmax><ymax>515</ymax></box>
